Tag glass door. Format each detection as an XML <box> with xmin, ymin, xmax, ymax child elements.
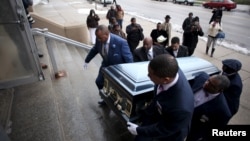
<box><xmin>0</xmin><ymin>0</ymin><xmax>44</xmax><ymax>89</ymax></box>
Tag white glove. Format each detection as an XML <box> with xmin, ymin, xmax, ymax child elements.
<box><xmin>127</xmin><ymin>121</ymin><xmax>138</xmax><ymax>135</ymax></box>
<box><xmin>83</xmin><ymin>63</ymin><xmax>88</xmax><ymax>70</ymax></box>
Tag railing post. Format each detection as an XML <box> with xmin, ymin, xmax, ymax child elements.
<box><xmin>42</xmin><ymin>28</ymin><xmax>66</xmax><ymax>78</ymax></box>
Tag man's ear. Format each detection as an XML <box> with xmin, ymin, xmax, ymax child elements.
<box><xmin>163</xmin><ymin>77</ymin><xmax>171</xmax><ymax>84</ymax></box>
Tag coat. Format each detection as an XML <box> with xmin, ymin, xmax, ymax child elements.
<box><xmin>133</xmin><ymin>46</ymin><xmax>168</xmax><ymax>62</ymax></box>
<box><xmin>166</xmin><ymin>45</ymin><xmax>189</xmax><ymax>58</ymax></box>
<box><xmin>85</xmin><ymin>33</ymin><xmax>133</xmax><ymax>89</ymax></box>
<box><xmin>224</xmin><ymin>73</ymin><xmax>243</xmax><ymax>116</ymax></box>
<box><xmin>186</xmin><ymin>72</ymin><xmax>232</xmax><ymax>141</ymax></box>
<box><xmin>136</xmin><ymin>70</ymin><xmax>194</xmax><ymax>141</ymax></box>
<box><xmin>85</xmin><ymin>33</ymin><xmax>133</xmax><ymax>67</ymax></box>
<box><xmin>86</xmin><ymin>14</ymin><xmax>100</xmax><ymax>28</ymax></box>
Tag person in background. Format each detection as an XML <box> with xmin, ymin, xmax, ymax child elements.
<box><xmin>182</xmin><ymin>12</ymin><xmax>193</xmax><ymax>31</ymax></box>
<box><xmin>150</xmin><ymin>22</ymin><xmax>168</xmax><ymax>47</ymax></box>
<box><xmin>112</xmin><ymin>0</ymin><xmax>117</xmax><ymax>5</ymax></box>
<box><xmin>222</xmin><ymin>59</ymin><xmax>243</xmax><ymax>117</ymax></box>
<box><xmin>166</xmin><ymin>37</ymin><xmax>188</xmax><ymax>58</ymax></box>
<box><xmin>161</xmin><ymin>15</ymin><xmax>172</xmax><ymax>46</ymax></box>
<box><xmin>108</xmin><ymin>17</ymin><xmax>117</xmax><ymax>32</ymax></box>
<box><xmin>186</xmin><ymin>72</ymin><xmax>231</xmax><ymax>141</ymax></box>
<box><xmin>83</xmin><ymin>25</ymin><xmax>133</xmax><ymax>105</ymax></box>
<box><xmin>106</xmin><ymin>5</ymin><xmax>117</xmax><ymax>24</ymax></box>
<box><xmin>183</xmin><ymin>16</ymin><xmax>204</xmax><ymax>56</ymax></box>
<box><xmin>115</xmin><ymin>5</ymin><xmax>124</xmax><ymax>29</ymax></box>
<box><xmin>126</xmin><ymin>17</ymin><xmax>144</xmax><ymax>54</ymax></box>
<box><xmin>127</xmin><ymin>54</ymin><xmax>194</xmax><ymax>141</ymax></box>
<box><xmin>111</xmin><ymin>23</ymin><xmax>126</xmax><ymax>39</ymax></box>
<box><xmin>22</xmin><ymin>0</ymin><xmax>35</xmax><ymax>28</ymax></box>
<box><xmin>86</xmin><ymin>9</ymin><xmax>100</xmax><ymax>45</ymax></box>
<box><xmin>206</xmin><ymin>16</ymin><xmax>222</xmax><ymax>57</ymax></box>
<box><xmin>182</xmin><ymin>12</ymin><xmax>193</xmax><ymax>44</ymax></box>
<box><xmin>209</xmin><ymin>7</ymin><xmax>223</xmax><ymax>24</ymax></box>
<box><xmin>133</xmin><ymin>37</ymin><xmax>168</xmax><ymax>62</ymax></box>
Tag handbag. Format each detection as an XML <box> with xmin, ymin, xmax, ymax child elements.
<box><xmin>215</xmin><ymin>31</ymin><xmax>225</xmax><ymax>39</ymax></box>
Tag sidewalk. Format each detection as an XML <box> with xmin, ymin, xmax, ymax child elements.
<box><xmin>33</xmin><ymin>0</ymin><xmax>250</xmax><ymax>124</ymax></box>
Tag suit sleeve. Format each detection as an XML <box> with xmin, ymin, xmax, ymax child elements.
<box><xmin>191</xmin><ymin>72</ymin><xmax>209</xmax><ymax>91</ymax></box>
<box><xmin>133</xmin><ymin>49</ymin><xmax>140</xmax><ymax>62</ymax></box>
<box><xmin>121</xmin><ymin>39</ymin><xmax>133</xmax><ymax>63</ymax></box>
<box><xmin>137</xmin><ymin>110</ymin><xmax>191</xmax><ymax>139</ymax></box>
<box><xmin>84</xmin><ymin>44</ymin><xmax>99</xmax><ymax>63</ymax></box>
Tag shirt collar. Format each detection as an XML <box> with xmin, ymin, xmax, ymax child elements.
<box><xmin>148</xmin><ymin>47</ymin><xmax>153</xmax><ymax>53</ymax></box>
<box><xmin>206</xmin><ymin>92</ymin><xmax>220</xmax><ymax>98</ymax></box>
<box><xmin>106</xmin><ymin>34</ymin><xmax>111</xmax><ymax>45</ymax></box>
<box><xmin>161</xmin><ymin>73</ymin><xmax>179</xmax><ymax>91</ymax></box>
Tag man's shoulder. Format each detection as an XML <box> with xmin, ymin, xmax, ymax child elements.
<box><xmin>111</xmin><ymin>33</ymin><xmax>124</xmax><ymax>41</ymax></box>
<box><xmin>180</xmin><ymin>45</ymin><xmax>188</xmax><ymax>50</ymax></box>
<box><xmin>134</xmin><ymin>46</ymin><xmax>144</xmax><ymax>52</ymax></box>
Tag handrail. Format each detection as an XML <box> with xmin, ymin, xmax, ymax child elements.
<box><xmin>31</xmin><ymin>28</ymin><xmax>92</xmax><ymax>78</ymax></box>
<box><xmin>32</xmin><ymin>28</ymin><xmax>92</xmax><ymax>50</ymax></box>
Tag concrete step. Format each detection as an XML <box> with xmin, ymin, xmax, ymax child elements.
<box><xmin>9</xmin><ymin>36</ymin><xmax>133</xmax><ymax>141</ymax></box>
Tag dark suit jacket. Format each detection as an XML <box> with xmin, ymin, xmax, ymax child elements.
<box><xmin>133</xmin><ymin>46</ymin><xmax>168</xmax><ymax>62</ymax></box>
<box><xmin>166</xmin><ymin>45</ymin><xmax>189</xmax><ymax>58</ymax></box>
<box><xmin>136</xmin><ymin>70</ymin><xmax>194</xmax><ymax>141</ymax></box>
<box><xmin>186</xmin><ymin>72</ymin><xmax>232</xmax><ymax>141</ymax></box>
<box><xmin>224</xmin><ymin>73</ymin><xmax>243</xmax><ymax>116</ymax></box>
<box><xmin>85</xmin><ymin>33</ymin><xmax>133</xmax><ymax>66</ymax></box>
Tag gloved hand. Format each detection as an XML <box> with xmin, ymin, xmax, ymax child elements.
<box><xmin>127</xmin><ymin>121</ymin><xmax>138</xmax><ymax>135</ymax></box>
<box><xmin>83</xmin><ymin>63</ymin><xmax>88</xmax><ymax>70</ymax></box>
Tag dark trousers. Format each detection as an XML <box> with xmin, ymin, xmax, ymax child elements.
<box><xmin>95</xmin><ymin>67</ymin><xmax>104</xmax><ymax>90</ymax></box>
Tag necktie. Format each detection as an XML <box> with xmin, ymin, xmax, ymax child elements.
<box><xmin>102</xmin><ymin>43</ymin><xmax>108</xmax><ymax>57</ymax></box>
<box><xmin>157</xmin><ymin>85</ymin><xmax>164</xmax><ymax>94</ymax></box>
<box><xmin>147</xmin><ymin>52</ymin><xmax>152</xmax><ymax>60</ymax></box>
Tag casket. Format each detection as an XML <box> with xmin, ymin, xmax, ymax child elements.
<box><xmin>100</xmin><ymin>56</ymin><xmax>220</xmax><ymax>123</ymax></box>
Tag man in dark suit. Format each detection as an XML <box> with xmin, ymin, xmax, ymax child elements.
<box><xmin>150</xmin><ymin>22</ymin><xmax>168</xmax><ymax>47</ymax></box>
<box><xmin>84</xmin><ymin>25</ymin><xmax>133</xmax><ymax>105</ymax></box>
<box><xmin>166</xmin><ymin>36</ymin><xmax>188</xmax><ymax>58</ymax></box>
<box><xmin>186</xmin><ymin>72</ymin><xmax>231</xmax><ymax>141</ymax></box>
<box><xmin>222</xmin><ymin>59</ymin><xmax>243</xmax><ymax>117</ymax></box>
<box><xmin>127</xmin><ymin>54</ymin><xmax>194</xmax><ymax>141</ymax></box>
<box><xmin>183</xmin><ymin>17</ymin><xmax>204</xmax><ymax>56</ymax></box>
<box><xmin>133</xmin><ymin>37</ymin><xmax>168</xmax><ymax>62</ymax></box>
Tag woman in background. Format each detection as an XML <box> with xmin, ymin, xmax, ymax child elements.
<box><xmin>86</xmin><ymin>9</ymin><xmax>100</xmax><ymax>45</ymax></box>
<box><xmin>206</xmin><ymin>16</ymin><xmax>222</xmax><ymax>57</ymax></box>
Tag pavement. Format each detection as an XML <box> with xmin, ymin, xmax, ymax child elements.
<box><xmin>33</xmin><ymin>0</ymin><xmax>250</xmax><ymax>124</ymax></box>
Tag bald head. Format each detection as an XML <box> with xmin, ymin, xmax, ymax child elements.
<box><xmin>143</xmin><ymin>37</ymin><xmax>153</xmax><ymax>51</ymax></box>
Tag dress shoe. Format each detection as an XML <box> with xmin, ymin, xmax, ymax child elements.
<box><xmin>98</xmin><ymin>100</ymin><xmax>106</xmax><ymax>106</ymax></box>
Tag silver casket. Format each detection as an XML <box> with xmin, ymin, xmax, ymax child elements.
<box><xmin>100</xmin><ymin>56</ymin><xmax>221</xmax><ymax>123</ymax></box>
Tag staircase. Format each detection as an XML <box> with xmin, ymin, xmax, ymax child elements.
<box><xmin>5</xmin><ymin>34</ymin><xmax>134</xmax><ymax>141</ymax></box>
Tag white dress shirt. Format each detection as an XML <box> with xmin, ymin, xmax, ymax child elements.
<box><xmin>194</xmin><ymin>89</ymin><xmax>219</xmax><ymax>107</ymax></box>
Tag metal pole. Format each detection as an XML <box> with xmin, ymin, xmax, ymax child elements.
<box><xmin>43</xmin><ymin>30</ymin><xmax>58</xmax><ymax>75</ymax></box>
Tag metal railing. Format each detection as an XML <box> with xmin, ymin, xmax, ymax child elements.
<box><xmin>32</xmin><ymin>28</ymin><xmax>92</xmax><ymax>78</ymax></box>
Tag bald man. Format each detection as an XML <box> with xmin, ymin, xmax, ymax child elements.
<box><xmin>133</xmin><ymin>37</ymin><xmax>168</xmax><ymax>62</ymax></box>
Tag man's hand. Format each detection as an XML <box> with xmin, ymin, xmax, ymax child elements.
<box><xmin>83</xmin><ymin>63</ymin><xmax>88</xmax><ymax>70</ymax></box>
<box><xmin>127</xmin><ymin>122</ymin><xmax>138</xmax><ymax>135</ymax></box>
